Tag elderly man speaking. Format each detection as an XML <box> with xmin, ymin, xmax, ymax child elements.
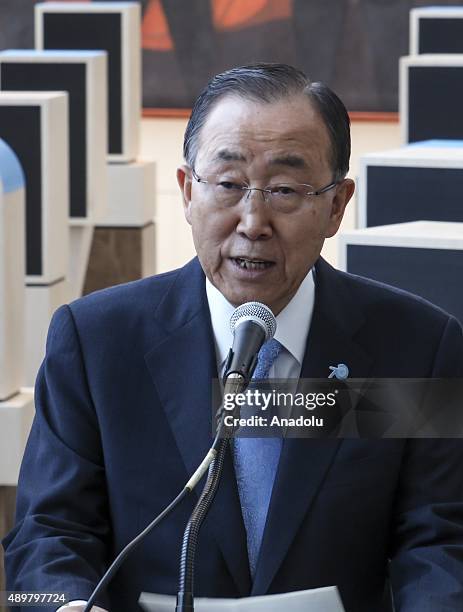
<box><xmin>4</xmin><ymin>63</ymin><xmax>463</xmax><ymax>612</ymax></box>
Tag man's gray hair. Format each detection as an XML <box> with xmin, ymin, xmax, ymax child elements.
<box><xmin>183</xmin><ymin>62</ymin><xmax>351</xmax><ymax>181</ymax></box>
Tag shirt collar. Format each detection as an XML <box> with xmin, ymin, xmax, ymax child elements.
<box><xmin>206</xmin><ymin>268</ymin><xmax>315</xmax><ymax>368</ymax></box>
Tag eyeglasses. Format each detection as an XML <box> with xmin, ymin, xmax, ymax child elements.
<box><xmin>191</xmin><ymin>168</ymin><xmax>338</xmax><ymax>214</ymax></box>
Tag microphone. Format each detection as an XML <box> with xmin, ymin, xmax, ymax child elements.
<box><xmin>223</xmin><ymin>301</ymin><xmax>276</xmax><ymax>394</ymax></box>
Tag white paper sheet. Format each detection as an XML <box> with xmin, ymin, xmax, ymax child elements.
<box><xmin>139</xmin><ymin>586</ymin><xmax>345</xmax><ymax>611</ymax></box>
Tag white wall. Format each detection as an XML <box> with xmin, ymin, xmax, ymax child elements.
<box><xmin>139</xmin><ymin>116</ymin><xmax>402</xmax><ymax>273</ymax></box>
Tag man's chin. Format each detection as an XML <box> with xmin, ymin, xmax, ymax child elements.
<box><xmin>220</xmin><ymin>287</ymin><xmax>277</xmax><ymax>311</ymax></box>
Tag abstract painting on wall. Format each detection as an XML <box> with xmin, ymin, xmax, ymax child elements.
<box><xmin>1</xmin><ymin>0</ymin><xmax>463</xmax><ymax>112</ymax></box>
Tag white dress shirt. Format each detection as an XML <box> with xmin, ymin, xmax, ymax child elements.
<box><xmin>206</xmin><ymin>267</ymin><xmax>316</xmax><ymax>379</ymax></box>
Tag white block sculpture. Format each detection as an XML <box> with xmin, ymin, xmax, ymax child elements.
<box><xmin>0</xmin><ymin>390</ymin><xmax>35</xmax><ymax>485</ymax></box>
<box><xmin>0</xmin><ymin>92</ymin><xmax>72</xmax><ymax>385</ymax></box>
<box><xmin>338</xmin><ymin>221</ymin><xmax>463</xmax><ymax>325</ymax></box>
<box><xmin>36</xmin><ymin>1</ymin><xmax>141</xmax><ymax>162</ymax></box>
<box><xmin>357</xmin><ymin>140</ymin><xmax>463</xmax><ymax>228</ymax></box>
<box><xmin>0</xmin><ymin>50</ymin><xmax>108</xmax><ymax>224</ymax></box>
<box><xmin>105</xmin><ymin>160</ymin><xmax>156</xmax><ymax>226</ymax></box>
<box><xmin>410</xmin><ymin>6</ymin><xmax>463</xmax><ymax>55</ymax></box>
<box><xmin>0</xmin><ymin>138</ymin><xmax>25</xmax><ymax>401</ymax></box>
<box><xmin>0</xmin><ymin>139</ymin><xmax>34</xmax><ymax>486</ymax></box>
<box><xmin>24</xmin><ymin>281</ymin><xmax>68</xmax><ymax>387</ymax></box>
<box><xmin>0</xmin><ymin>91</ymin><xmax>69</xmax><ymax>285</ymax></box>
<box><xmin>400</xmin><ymin>54</ymin><xmax>463</xmax><ymax>144</ymax></box>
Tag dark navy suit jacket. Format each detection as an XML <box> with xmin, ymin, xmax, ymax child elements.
<box><xmin>4</xmin><ymin>257</ymin><xmax>463</xmax><ymax>612</ymax></box>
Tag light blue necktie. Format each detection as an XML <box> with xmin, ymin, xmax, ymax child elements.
<box><xmin>232</xmin><ymin>338</ymin><xmax>283</xmax><ymax>578</ymax></box>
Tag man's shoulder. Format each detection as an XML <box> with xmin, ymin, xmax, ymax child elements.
<box><xmin>53</xmin><ymin>258</ymin><xmax>204</xmax><ymax>342</ymax></box>
<box><xmin>70</xmin><ymin>266</ymin><xmax>182</xmax><ymax>317</ymax></box>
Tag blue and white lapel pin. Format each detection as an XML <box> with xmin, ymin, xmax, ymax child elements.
<box><xmin>328</xmin><ymin>363</ymin><xmax>349</xmax><ymax>380</ymax></box>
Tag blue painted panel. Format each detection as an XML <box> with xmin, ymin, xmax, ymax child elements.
<box><xmin>407</xmin><ymin>140</ymin><xmax>463</xmax><ymax>149</ymax></box>
<box><xmin>0</xmin><ymin>137</ymin><xmax>25</xmax><ymax>195</ymax></box>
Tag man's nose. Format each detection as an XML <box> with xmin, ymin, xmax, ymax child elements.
<box><xmin>235</xmin><ymin>188</ymin><xmax>273</xmax><ymax>240</ymax></box>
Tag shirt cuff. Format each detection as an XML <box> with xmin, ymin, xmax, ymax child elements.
<box><xmin>56</xmin><ymin>600</ymin><xmax>108</xmax><ymax>612</ymax></box>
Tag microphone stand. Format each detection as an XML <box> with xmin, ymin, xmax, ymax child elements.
<box><xmin>175</xmin><ymin>437</ymin><xmax>228</xmax><ymax>611</ymax></box>
<box><xmin>82</xmin><ymin>429</ymin><xmax>225</xmax><ymax>612</ymax></box>
<box><xmin>176</xmin><ymin>373</ymin><xmax>245</xmax><ymax>612</ymax></box>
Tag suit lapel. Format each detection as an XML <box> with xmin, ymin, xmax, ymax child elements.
<box><xmin>144</xmin><ymin>259</ymin><xmax>251</xmax><ymax>595</ymax></box>
<box><xmin>252</xmin><ymin>258</ymin><xmax>374</xmax><ymax>595</ymax></box>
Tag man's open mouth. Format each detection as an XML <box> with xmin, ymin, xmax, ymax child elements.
<box><xmin>231</xmin><ymin>257</ymin><xmax>274</xmax><ymax>270</ymax></box>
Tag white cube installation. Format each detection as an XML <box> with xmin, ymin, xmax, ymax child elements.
<box><xmin>0</xmin><ymin>140</ymin><xmax>34</xmax><ymax>486</ymax></box>
<box><xmin>410</xmin><ymin>6</ymin><xmax>463</xmax><ymax>55</ymax></box>
<box><xmin>339</xmin><ymin>221</ymin><xmax>463</xmax><ymax>325</ymax></box>
<box><xmin>0</xmin><ymin>92</ymin><xmax>69</xmax><ymax>284</ymax></box>
<box><xmin>105</xmin><ymin>160</ymin><xmax>156</xmax><ymax>226</ymax></box>
<box><xmin>0</xmin><ymin>390</ymin><xmax>35</xmax><ymax>485</ymax></box>
<box><xmin>400</xmin><ymin>54</ymin><xmax>463</xmax><ymax>144</ymax></box>
<box><xmin>24</xmin><ymin>281</ymin><xmax>68</xmax><ymax>386</ymax></box>
<box><xmin>0</xmin><ymin>50</ymin><xmax>108</xmax><ymax>224</ymax></box>
<box><xmin>0</xmin><ymin>92</ymin><xmax>70</xmax><ymax>387</ymax></box>
<box><xmin>357</xmin><ymin>141</ymin><xmax>463</xmax><ymax>228</ymax></box>
<box><xmin>36</xmin><ymin>1</ymin><xmax>141</xmax><ymax>162</ymax></box>
<box><xmin>0</xmin><ymin>138</ymin><xmax>25</xmax><ymax>401</ymax></box>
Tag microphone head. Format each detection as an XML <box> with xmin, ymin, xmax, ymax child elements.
<box><xmin>230</xmin><ymin>301</ymin><xmax>276</xmax><ymax>342</ymax></box>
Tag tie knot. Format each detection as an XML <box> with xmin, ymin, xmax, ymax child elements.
<box><xmin>253</xmin><ymin>338</ymin><xmax>283</xmax><ymax>380</ymax></box>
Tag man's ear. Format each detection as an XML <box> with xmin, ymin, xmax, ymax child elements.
<box><xmin>325</xmin><ymin>178</ymin><xmax>355</xmax><ymax>238</ymax></box>
<box><xmin>177</xmin><ymin>165</ymin><xmax>193</xmax><ymax>225</ymax></box>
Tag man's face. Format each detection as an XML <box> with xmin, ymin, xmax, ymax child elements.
<box><xmin>177</xmin><ymin>94</ymin><xmax>355</xmax><ymax>315</ymax></box>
